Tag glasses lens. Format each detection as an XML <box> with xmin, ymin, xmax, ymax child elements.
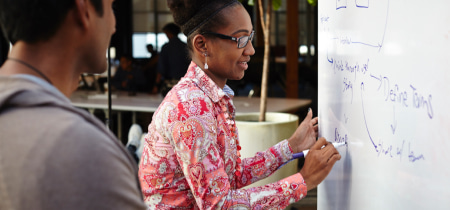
<box><xmin>237</xmin><ymin>31</ymin><xmax>254</xmax><ymax>48</ymax></box>
<box><xmin>238</xmin><ymin>36</ymin><xmax>249</xmax><ymax>48</ymax></box>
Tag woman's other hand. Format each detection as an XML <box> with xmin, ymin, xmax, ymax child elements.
<box><xmin>287</xmin><ymin>109</ymin><xmax>318</xmax><ymax>154</ymax></box>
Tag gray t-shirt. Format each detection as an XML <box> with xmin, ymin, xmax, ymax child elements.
<box><xmin>0</xmin><ymin>75</ymin><xmax>146</xmax><ymax>210</ymax></box>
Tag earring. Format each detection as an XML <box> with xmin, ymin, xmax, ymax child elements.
<box><xmin>204</xmin><ymin>52</ymin><xmax>208</xmax><ymax>70</ymax></box>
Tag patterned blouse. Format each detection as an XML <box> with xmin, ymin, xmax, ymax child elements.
<box><xmin>139</xmin><ymin>62</ymin><xmax>307</xmax><ymax>209</ymax></box>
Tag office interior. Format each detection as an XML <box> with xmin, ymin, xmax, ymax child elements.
<box><xmin>0</xmin><ymin>1</ymin><xmax>318</xmax><ymax>209</ymax></box>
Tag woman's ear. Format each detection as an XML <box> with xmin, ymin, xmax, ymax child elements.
<box><xmin>193</xmin><ymin>34</ymin><xmax>208</xmax><ymax>54</ymax></box>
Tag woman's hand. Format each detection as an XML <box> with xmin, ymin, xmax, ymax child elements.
<box><xmin>300</xmin><ymin>137</ymin><xmax>341</xmax><ymax>191</ymax></box>
<box><xmin>287</xmin><ymin>109</ymin><xmax>319</xmax><ymax>154</ymax></box>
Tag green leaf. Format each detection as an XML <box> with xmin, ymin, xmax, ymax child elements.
<box><xmin>307</xmin><ymin>0</ymin><xmax>317</xmax><ymax>7</ymax></box>
<box><xmin>272</xmin><ymin>0</ymin><xmax>282</xmax><ymax>10</ymax></box>
<box><xmin>243</xmin><ymin>0</ymin><xmax>282</xmax><ymax>10</ymax></box>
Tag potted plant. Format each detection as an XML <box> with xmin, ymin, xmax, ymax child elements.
<box><xmin>236</xmin><ymin>0</ymin><xmax>318</xmax><ymax>188</ymax></box>
<box><xmin>235</xmin><ymin>0</ymin><xmax>300</xmax><ymax>188</ymax></box>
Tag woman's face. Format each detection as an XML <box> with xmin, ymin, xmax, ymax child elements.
<box><xmin>203</xmin><ymin>4</ymin><xmax>255</xmax><ymax>88</ymax></box>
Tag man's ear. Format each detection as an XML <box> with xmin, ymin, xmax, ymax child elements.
<box><xmin>193</xmin><ymin>34</ymin><xmax>208</xmax><ymax>54</ymax></box>
<box><xmin>73</xmin><ymin>0</ymin><xmax>91</xmax><ymax>29</ymax></box>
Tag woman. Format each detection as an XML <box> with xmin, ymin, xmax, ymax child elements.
<box><xmin>139</xmin><ymin>0</ymin><xmax>341</xmax><ymax>209</ymax></box>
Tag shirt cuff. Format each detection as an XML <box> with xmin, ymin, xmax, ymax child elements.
<box><xmin>279</xmin><ymin>172</ymin><xmax>308</xmax><ymax>204</ymax></box>
<box><xmin>281</xmin><ymin>139</ymin><xmax>294</xmax><ymax>161</ymax></box>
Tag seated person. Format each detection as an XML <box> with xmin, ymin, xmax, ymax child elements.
<box><xmin>111</xmin><ymin>54</ymin><xmax>147</xmax><ymax>93</ymax></box>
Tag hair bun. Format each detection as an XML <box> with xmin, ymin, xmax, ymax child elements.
<box><xmin>167</xmin><ymin>0</ymin><xmax>238</xmax><ymax>36</ymax></box>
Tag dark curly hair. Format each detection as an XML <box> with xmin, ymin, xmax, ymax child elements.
<box><xmin>167</xmin><ymin>0</ymin><xmax>242</xmax><ymax>56</ymax></box>
<box><xmin>0</xmin><ymin>0</ymin><xmax>104</xmax><ymax>44</ymax></box>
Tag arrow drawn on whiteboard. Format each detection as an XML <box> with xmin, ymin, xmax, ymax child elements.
<box><xmin>327</xmin><ymin>51</ymin><xmax>334</xmax><ymax>64</ymax></box>
<box><xmin>351</xmin><ymin>0</ymin><xmax>390</xmax><ymax>52</ymax></box>
<box><xmin>360</xmin><ymin>82</ymin><xmax>378</xmax><ymax>150</ymax></box>
<box><xmin>370</xmin><ymin>74</ymin><xmax>383</xmax><ymax>90</ymax></box>
<box><xmin>350</xmin><ymin>41</ymin><xmax>383</xmax><ymax>50</ymax></box>
<box><xmin>379</xmin><ymin>0</ymin><xmax>390</xmax><ymax>52</ymax></box>
<box><xmin>391</xmin><ymin>106</ymin><xmax>397</xmax><ymax>134</ymax></box>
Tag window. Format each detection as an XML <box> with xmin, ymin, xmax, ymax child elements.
<box><xmin>132</xmin><ymin>0</ymin><xmax>182</xmax><ymax>58</ymax></box>
<box><xmin>132</xmin><ymin>33</ymin><xmax>186</xmax><ymax>58</ymax></box>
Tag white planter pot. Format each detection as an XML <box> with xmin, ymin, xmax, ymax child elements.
<box><xmin>235</xmin><ymin>112</ymin><xmax>299</xmax><ymax>188</ymax></box>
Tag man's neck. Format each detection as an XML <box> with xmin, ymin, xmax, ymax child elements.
<box><xmin>0</xmin><ymin>42</ymin><xmax>80</xmax><ymax>97</ymax></box>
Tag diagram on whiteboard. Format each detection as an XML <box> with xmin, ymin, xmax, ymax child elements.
<box><xmin>318</xmin><ymin>0</ymin><xmax>450</xmax><ymax>209</ymax></box>
<box><xmin>319</xmin><ymin>0</ymin><xmax>432</xmax><ymax>163</ymax></box>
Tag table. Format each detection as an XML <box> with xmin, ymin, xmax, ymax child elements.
<box><xmin>71</xmin><ymin>91</ymin><xmax>164</xmax><ymax>113</ymax></box>
<box><xmin>70</xmin><ymin>90</ymin><xmax>312</xmax><ymax>138</ymax></box>
<box><xmin>71</xmin><ymin>90</ymin><xmax>312</xmax><ymax>113</ymax></box>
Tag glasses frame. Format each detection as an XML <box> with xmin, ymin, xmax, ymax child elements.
<box><xmin>202</xmin><ymin>30</ymin><xmax>255</xmax><ymax>49</ymax></box>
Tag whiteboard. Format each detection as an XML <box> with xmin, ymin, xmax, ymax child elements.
<box><xmin>317</xmin><ymin>0</ymin><xmax>450</xmax><ymax>209</ymax></box>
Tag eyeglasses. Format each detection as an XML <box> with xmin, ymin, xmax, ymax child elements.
<box><xmin>202</xmin><ymin>30</ymin><xmax>254</xmax><ymax>49</ymax></box>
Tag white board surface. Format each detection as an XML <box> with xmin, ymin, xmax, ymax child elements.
<box><xmin>318</xmin><ymin>0</ymin><xmax>450</xmax><ymax>209</ymax></box>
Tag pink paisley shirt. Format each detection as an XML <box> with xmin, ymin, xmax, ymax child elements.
<box><xmin>139</xmin><ymin>62</ymin><xmax>307</xmax><ymax>209</ymax></box>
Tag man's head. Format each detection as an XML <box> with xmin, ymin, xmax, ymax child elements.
<box><xmin>0</xmin><ymin>0</ymin><xmax>104</xmax><ymax>44</ymax></box>
<box><xmin>162</xmin><ymin>23</ymin><xmax>181</xmax><ymax>39</ymax></box>
<box><xmin>146</xmin><ymin>44</ymin><xmax>155</xmax><ymax>53</ymax></box>
<box><xmin>0</xmin><ymin>0</ymin><xmax>116</xmax><ymax>96</ymax></box>
<box><xmin>1</xmin><ymin>0</ymin><xmax>116</xmax><ymax>76</ymax></box>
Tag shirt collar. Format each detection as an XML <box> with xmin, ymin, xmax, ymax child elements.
<box><xmin>12</xmin><ymin>74</ymin><xmax>68</xmax><ymax>100</ymax></box>
<box><xmin>183</xmin><ymin>61</ymin><xmax>234</xmax><ymax>103</ymax></box>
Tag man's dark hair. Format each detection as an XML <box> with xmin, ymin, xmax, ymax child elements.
<box><xmin>0</xmin><ymin>0</ymin><xmax>104</xmax><ymax>44</ymax></box>
<box><xmin>162</xmin><ymin>23</ymin><xmax>181</xmax><ymax>36</ymax></box>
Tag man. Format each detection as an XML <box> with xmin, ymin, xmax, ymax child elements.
<box><xmin>141</xmin><ymin>44</ymin><xmax>159</xmax><ymax>93</ymax></box>
<box><xmin>153</xmin><ymin>23</ymin><xmax>190</xmax><ymax>95</ymax></box>
<box><xmin>0</xmin><ymin>0</ymin><xmax>146</xmax><ymax>209</ymax></box>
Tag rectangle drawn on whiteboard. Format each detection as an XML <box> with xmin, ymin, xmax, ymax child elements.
<box><xmin>336</xmin><ymin>0</ymin><xmax>347</xmax><ymax>10</ymax></box>
<box><xmin>356</xmin><ymin>0</ymin><xmax>369</xmax><ymax>8</ymax></box>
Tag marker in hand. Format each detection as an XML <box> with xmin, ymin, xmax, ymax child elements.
<box><xmin>301</xmin><ymin>141</ymin><xmax>347</xmax><ymax>157</ymax></box>
<box><xmin>278</xmin><ymin>141</ymin><xmax>347</xmax><ymax>170</ymax></box>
